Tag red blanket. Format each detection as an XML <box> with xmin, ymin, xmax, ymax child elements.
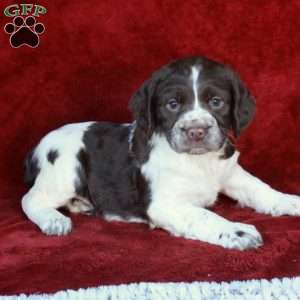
<box><xmin>1</xmin><ymin>0</ymin><xmax>300</xmax><ymax>295</ymax></box>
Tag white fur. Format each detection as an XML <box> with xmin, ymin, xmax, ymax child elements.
<box><xmin>143</xmin><ymin>134</ymin><xmax>233</xmax><ymax>209</ymax></box>
<box><xmin>21</xmin><ymin>120</ymin><xmax>300</xmax><ymax>249</ymax></box>
<box><xmin>21</xmin><ymin>122</ymin><xmax>94</xmax><ymax>235</ymax></box>
<box><xmin>222</xmin><ymin>164</ymin><xmax>300</xmax><ymax>216</ymax></box>
<box><xmin>177</xmin><ymin>108</ymin><xmax>216</xmax><ymax>128</ymax></box>
<box><xmin>104</xmin><ymin>214</ymin><xmax>147</xmax><ymax>224</ymax></box>
<box><xmin>143</xmin><ymin>134</ymin><xmax>264</xmax><ymax>250</ymax></box>
<box><xmin>191</xmin><ymin>66</ymin><xmax>201</xmax><ymax>109</ymax></box>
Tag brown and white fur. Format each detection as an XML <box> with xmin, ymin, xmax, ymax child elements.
<box><xmin>21</xmin><ymin>56</ymin><xmax>300</xmax><ymax>250</ymax></box>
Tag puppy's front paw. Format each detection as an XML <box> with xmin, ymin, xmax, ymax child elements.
<box><xmin>218</xmin><ymin>223</ymin><xmax>263</xmax><ymax>250</ymax></box>
<box><xmin>40</xmin><ymin>214</ymin><xmax>72</xmax><ymax>236</ymax></box>
<box><xmin>276</xmin><ymin>194</ymin><xmax>300</xmax><ymax>216</ymax></box>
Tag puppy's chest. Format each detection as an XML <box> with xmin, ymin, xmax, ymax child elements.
<box><xmin>141</xmin><ymin>149</ymin><xmax>226</xmax><ymax>207</ymax></box>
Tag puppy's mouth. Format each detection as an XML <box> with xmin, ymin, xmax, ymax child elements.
<box><xmin>167</xmin><ymin>126</ymin><xmax>226</xmax><ymax>155</ymax></box>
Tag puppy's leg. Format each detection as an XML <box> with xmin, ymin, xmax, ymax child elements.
<box><xmin>22</xmin><ymin>188</ymin><xmax>72</xmax><ymax>236</ymax></box>
<box><xmin>148</xmin><ymin>202</ymin><xmax>263</xmax><ymax>250</ymax></box>
<box><xmin>222</xmin><ymin>164</ymin><xmax>300</xmax><ymax>216</ymax></box>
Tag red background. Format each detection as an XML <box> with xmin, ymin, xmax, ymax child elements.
<box><xmin>0</xmin><ymin>0</ymin><xmax>300</xmax><ymax>295</ymax></box>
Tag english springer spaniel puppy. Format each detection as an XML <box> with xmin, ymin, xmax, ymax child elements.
<box><xmin>22</xmin><ymin>56</ymin><xmax>300</xmax><ymax>250</ymax></box>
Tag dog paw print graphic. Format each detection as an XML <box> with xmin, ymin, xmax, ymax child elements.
<box><xmin>4</xmin><ymin>16</ymin><xmax>45</xmax><ymax>48</ymax></box>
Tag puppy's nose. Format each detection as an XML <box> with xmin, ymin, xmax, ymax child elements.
<box><xmin>186</xmin><ymin>126</ymin><xmax>209</xmax><ymax>142</ymax></box>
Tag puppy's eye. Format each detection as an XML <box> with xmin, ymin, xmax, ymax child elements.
<box><xmin>166</xmin><ymin>98</ymin><xmax>180</xmax><ymax>111</ymax></box>
<box><xmin>208</xmin><ymin>97</ymin><xmax>224</xmax><ymax>109</ymax></box>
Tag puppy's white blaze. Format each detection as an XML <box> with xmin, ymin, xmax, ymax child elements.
<box><xmin>191</xmin><ymin>66</ymin><xmax>201</xmax><ymax>109</ymax></box>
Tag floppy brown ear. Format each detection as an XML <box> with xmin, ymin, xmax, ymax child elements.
<box><xmin>232</xmin><ymin>74</ymin><xmax>256</xmax><ymax>137</ymax></box>
<box><xmin>129</xmin><ymin>65</ymin><xmax>172</xmax><ymax>135</ymax></box>
<box><xmin>129</xmin><ymin>77</ymin><xmax>157</xmax><ymax>136</ymax></box>
<box><xmin>129</xmin><ymin>66</ymin><xmax>172</xmax><ymax>163</ymax></box>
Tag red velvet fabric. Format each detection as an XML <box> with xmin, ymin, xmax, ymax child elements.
<box><xmin>1</xmin><ymin>0</ymin><xmax>300</xmax><ymax>295</ymax></box>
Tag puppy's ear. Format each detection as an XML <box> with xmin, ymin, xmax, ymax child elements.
<box><xmin>231</xmin><ymin>74</ymin><xmax>256</xmax><ymax>137</ymax></box>
<box><xmin>129</xmin><ymin>66</ymin><xmax>171</xmax><ymax>135</ymax></box>
<box><xmin>129</xmin><ymin>77</ymin><xmax>157</xmax><ymax>136</ymax></box>
<box><xmin>129</xmin><ymin>66</ymin><xmax>172</xmax><ymax>163</ymax></box>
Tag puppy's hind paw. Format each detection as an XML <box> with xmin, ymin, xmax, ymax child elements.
<box><xmin>40</xmin><ymin>215</ymin><xmax>72</xmax><ymax>236</ymax></box>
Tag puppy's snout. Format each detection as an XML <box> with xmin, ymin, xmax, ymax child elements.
<box><xmin>185</xmin><ymin>126</ymin><xmax>210</xmax><ymax>142</ymax></box>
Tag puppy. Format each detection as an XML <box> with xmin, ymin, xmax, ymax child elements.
<box><xmin>22</xmin><ymin>56</ymin><xmax>300</xmax><ymax>250</ymax></box>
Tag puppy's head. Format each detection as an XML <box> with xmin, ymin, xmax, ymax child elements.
<box><xmin>130</xmin><ymin>56</ymin><xmax>255</xmax><ymax>158</ymax></box>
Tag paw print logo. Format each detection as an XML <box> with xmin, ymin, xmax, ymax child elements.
<box><xmin>4</xmin><ymin>16</ymin><xmax>45</xmax><ymax>48</ymax></box>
